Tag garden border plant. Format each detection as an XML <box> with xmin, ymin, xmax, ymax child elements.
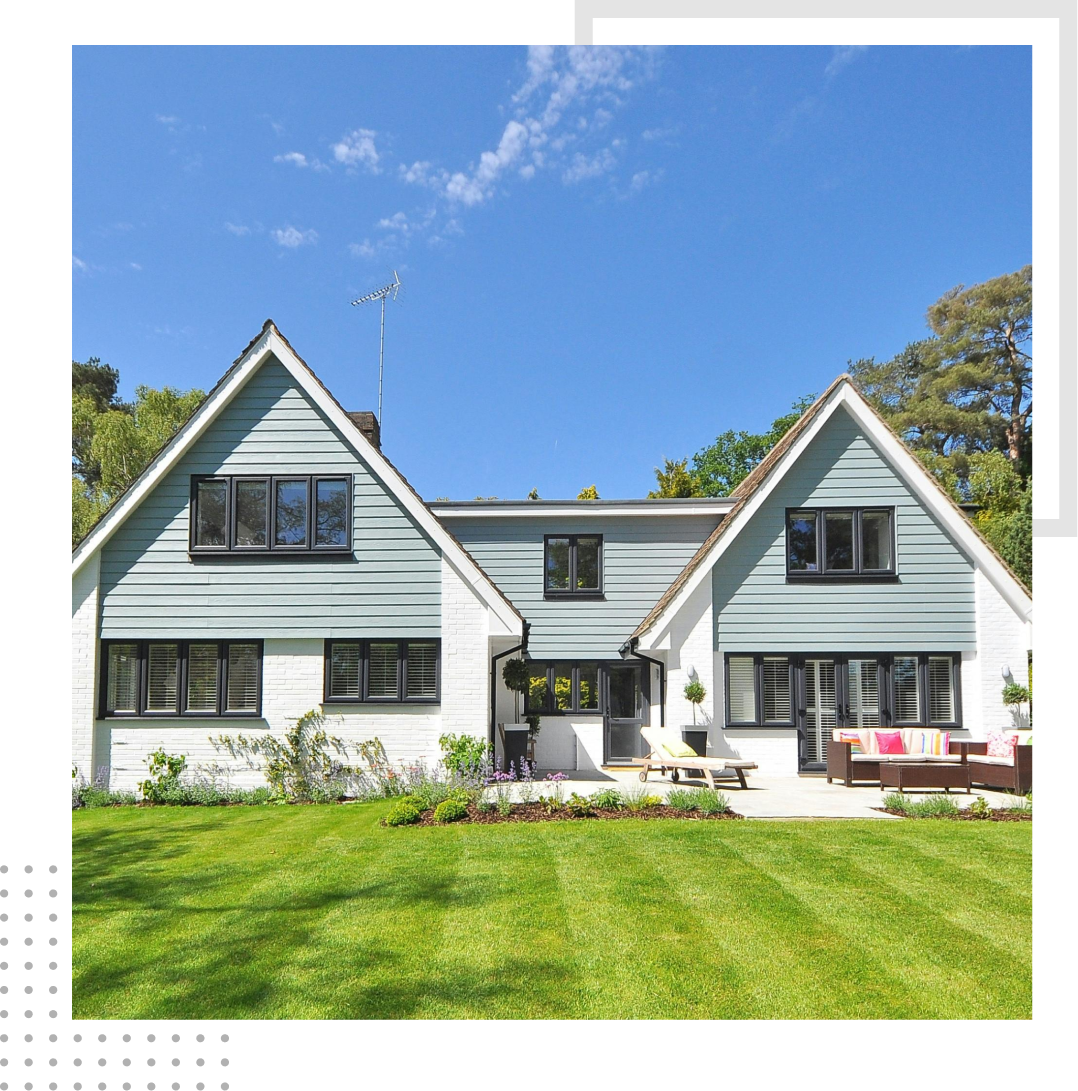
<box><xmin>881</xmin><ymin>792</ymin><xmax>1032</xmax><ymax>821</ymax></box>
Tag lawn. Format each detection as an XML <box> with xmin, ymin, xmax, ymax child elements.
<box><xmin>73</xmin><ymin>802</ymin><xmax>1032</xmax><ymax>1019</ymax></box>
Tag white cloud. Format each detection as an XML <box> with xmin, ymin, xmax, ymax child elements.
<box><xmin>155</xmin><ymin>114</ymin><xmax>180</xmax><ymax>125</ymax></box>
<box><xmin>332</xmin><ymin>129</ymin><xmax>380</xmax><ymax>173</ymax></box>
<box><xmin>274</xmin><ymin>151</ymin><xmax>309</xmax><ymax>167</ymax></box>
<box><xmin>563</xmin><ymin>146</ymin><xmax>617</xmax><ymax>184</ymax></box>
<box><xmin>129</xmin><ymin>262</ymin><xmax>143</xmax><ymax>271</ymax></box>
<box><xmin>642</xmin><ymin>125</ymin><xmax>678</xmax><ymax>141</ymax></box>
<box><xmin>825</xmin><ymin>45</ymin><xmax>869</xmax><ymax>77</ymax></box>
<box><xmin>72</xmin><ymin>255</ymin><xmax>88</xmax><ymax>272</ymax></box>
<box><xmin>224</xmin><ymin>222</ymin><xmax>251</xmax><ymax>236</ymax></box>
<box><xmin>271</xmin><ymin>226</ymin><xmax>318</xmax><ymax>248</ymax></box>
<box><xmin>349</xmin><ymin>240</ymin><xmax>377</xmax><ymax>259</ymax></box>
<box><xmin>629</xmin><ymin>168</ymin><xmax>663</xmax><ymax>193</ymax></box>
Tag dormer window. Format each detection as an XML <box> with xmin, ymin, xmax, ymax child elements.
<box><xmin>544</xmin><ymin>535</ymin><xmax>603</xmax><ymax>598</ymax></box>
<box><xmin>785</xmin><ymin>507</ymin><xmax>895</xmax><ymax>580</ymax></box>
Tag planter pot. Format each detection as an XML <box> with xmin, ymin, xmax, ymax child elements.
<box><xmin>500</xmin><ymin>725</ymin><xmax>531</xmax><ymax>776</ymax></box>
<box><xmin>681</xmin><ymin>727</ymin><xmax>709</xmax><ymax>778</ymax></box>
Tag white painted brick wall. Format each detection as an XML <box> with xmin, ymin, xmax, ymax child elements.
<box><xmin>973</xmin><ymin>567</ymin><xmax>1030</xmax><ymax>736</ymax></box>
<box><xmin>440</xmin><ymin>556</ymin><xmax>490</xmax><ymax>742</ymax></box>
<box><xmin>71</xmin><ymin>554</ymin><xmax>100</xmax><ymax>782</ymax></box>
<box><xmin>663</xmin><ymin>577</ymin><xmax>716</xmax><ymax>744</ymax></box>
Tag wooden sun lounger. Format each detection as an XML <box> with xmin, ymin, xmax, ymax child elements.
<box><xmin>629</xmin><ymin>754</ymin><xmax>757</xmax><ymax>789</ymax></box>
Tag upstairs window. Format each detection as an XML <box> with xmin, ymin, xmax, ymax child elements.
<box><xmin>190</xmin><ymin>475</ymin><xmax>352</xmax><ymax>554</ymax></box>
<box><xmin>544</xmin><ymin>535</ymin><xmax>603</xmax><ymax>597</ymax></box>
<box><xmin>323</xmin><ymin>640</ymin><xmax>441</xmax><ymax>703</ymax></box>
<box><xmin>785</xmin><ymin>507</ymin><xmax>895</xmax><ymax>579</ymax></box>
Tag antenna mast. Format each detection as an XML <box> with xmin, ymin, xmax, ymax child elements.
<box><xmin>350</xmin><ymin>270</ymin><xmax>401</xmax><ymax>429</ymax></box>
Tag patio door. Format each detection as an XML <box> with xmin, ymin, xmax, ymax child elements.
<box><xmin>797</xmin><ymin>657</ymin><xmax>883</xmax><ymax>771</ymax></box>
<box><xmin>603</xmin><ymin>663</ymin><xmax>648</xmax><ymax>764</ymax></box>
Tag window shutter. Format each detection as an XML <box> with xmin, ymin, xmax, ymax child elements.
<box><xmin>226</xmin><ymin>644</ymin><xmax>260</xmax><ymax>711</ymax></box>
<box><xmin>892</xmin><ymin>656</ymin><xmax>920</xmax><ymax>723</ymax></box>
<box><xmin>146</xmin><ymin>644</ymin><xmax>178</xmax><ymax>712</ymax></box>
<box><xmin>727</xmin><ymin>657</ymin><xmax>756</xmax><ymax>722</ymax></box>
<box><xmin>761</xmin><ymin>657</ymin><xmax>791</xmax><ymax>723</ymax></box>
<box><xmin>329</xmin><ymin>643</ymin><xmax>362</xmax><ymax>700</ymax></box>
<box><xmin>367</xmin><ymin>642</ymin><xmax>400</xmax><ymax>699</ymax></box>
<box><xmin>405</xmin><ymin>643</ymin><xmax>438</xmax><ymax>700</ymax></box>
<box><xmin>927</xmin><ymin>657</ymin><xmax>955</xmax><ymax>723</ymax></box>
<box><xmin>187</xmin><ymin>644</ymin><xmax>220</xmax><ymax>713</ymax></box>
<box><xmin>107</xmin><ymin>644</ymin><xmax>139</xmax><ymax>713</ymax></box>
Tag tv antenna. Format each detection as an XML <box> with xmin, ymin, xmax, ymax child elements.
<box><xmin>350</xmin><ymin>270</ymin><xmax>402</xmax><ymax>428</ymax></box>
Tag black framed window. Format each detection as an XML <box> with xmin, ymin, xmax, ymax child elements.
<box><xmin>785</xmin><ymin>508</ymin><xmax>896</xmax><ymax>579</ymax></box>
<box><xmin>323</xmin><ymin>640</ymin><xmax>441</xmax><ymax>703</ymax></box>
<box><xmin>524</xmin><ymin>661</ymin><xmax>603</xmax><ymax>714</ymax></box>
<box><xmin>723</xmin><ymin>652</ymin><xmax>961</xmax><ymax>728</ymax></box>
<box><xmin>544</xmin><ymin>535</ymin><xmax>603</xmax><ymax>597</ymax></box>
<box><xmin>190</xmin><ymin>475</ymin><xmax>352</xmax><ymax>555</ymax></box>
<box><xmin>100</xmin><ymin>640</ymin><xmax>263</xmax><ymax>718</ymax></box>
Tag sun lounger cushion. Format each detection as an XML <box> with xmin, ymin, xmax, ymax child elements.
<box><xmin>660</xmin><ymin>738</ymin><xmax>698</xmax><ymax>758</ymax></box>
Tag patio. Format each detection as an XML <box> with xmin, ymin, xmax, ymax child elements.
<box><xmin>528</xmin><ymin>768</ymin><xmax>1026</xmax><ymax>819</ymax></box>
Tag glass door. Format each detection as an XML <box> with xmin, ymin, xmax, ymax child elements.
<box><xmin>802</xmin><ymin>659</ymin><xmax>837</xmax><ymax>769</ymax></box>
<box><xmin>604</xmin><ymin>663</ymin><xmax>647</xmax><ymax>763</ymax></box>
<box><xmin>846</xmin><ymin>659</ymin><xmax>882</xmax><ymax>728</ymax></box>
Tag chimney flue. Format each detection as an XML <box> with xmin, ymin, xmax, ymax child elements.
<box><xmin>347</xmin><ymin>411</ymin><xmax>381</xmax><ymax>450</ymax></box>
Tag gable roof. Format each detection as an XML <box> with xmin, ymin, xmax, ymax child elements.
<box><xmin>72</xmin><ymin>320</ymin><xmax>524</xmax><ymax>637</ymax></box>
<box><xmin>629</xmin><ymin>375</ymin><xmax>1032</xmax><ymax>649</ymax></box>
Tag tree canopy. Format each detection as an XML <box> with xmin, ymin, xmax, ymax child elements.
<box><xmin>577</xmin><ymin>485</ymin><xmax>600</xmax><ymax>500</ymax></box>
<box><xmin>647</xmin><ymin>458</ymin><xmax>702</xmax><ymax>498</ymax></box>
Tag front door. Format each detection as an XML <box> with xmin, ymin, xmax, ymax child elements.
<box><xmin>604</xmin><ymin>663</ymin><xmax>647</xmax><ymax>763</ymax></box>
<box><xmin>798</xmin><ymin>657</ymin><xmax>883</xmax><ymax>771</ymax></box>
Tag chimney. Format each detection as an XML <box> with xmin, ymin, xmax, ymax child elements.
<box><xmin>348</xmin><ymin>411</ymin><xmax>380</xmax><ymax>450</ymax></box>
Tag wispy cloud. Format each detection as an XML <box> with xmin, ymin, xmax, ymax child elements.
<box><xmin>129</xmin><ymin>262</ymin><xmax>142</xmax><ymax>271</ymax></box>
<box><xmin>349</xmin><ymin>240</ymin><xmax>377</xmax><ymax>259</ymax></box>
<box><xmin>825</xmin><ymin>45</ymin><xmax>869</xmax><ymax>78</ymax></box>
<box><xmin>274</xmin><ymin>151</ymin><xmax>308</xmax><ymax>167</ymax></box>
<box><xmin>72</xmin><ymin>255</ymin><xmax>89</xmax><ymax>272</ymax></box>
<box><xmin>563</xmin><ymin>146</ymin><xmax>617</xmax><ymax>184</ymax></box>
<box><xmin>332</xmin><ymin>129</ymin><xmax>381</xmax><ymax>173</ymax></box>
<box><xmin>629</xmin><ymin>167</ymin><xmax>663</xmax><ymax>193</ymax></box>
<box><xmin>155</xmin><ymin>114</ymin><xmax>180</xmax><ymax>126</ymax></box>
<box><xmin>224</xmin><ymin>222</ymin><xmax>251</xmax><ymax>236</ymax></box>
<box><xmin>271</xmin><ymin>226</ymin><xmax>318</xmax><ymax>248</ymax></box>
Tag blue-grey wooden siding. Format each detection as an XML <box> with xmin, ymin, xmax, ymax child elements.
<box><xmin>449</xmin><ymin>517</ymin><xmax>721</xmax><ymax>659</ymax></box>
<box><xmin>713</xmin><ymin>406</ymin><xmax>975</xmax><ymax>652</ymax></box>
<box><xmin>98</xmin><ymin>356</ymin><xmax>441</xmax><ymax>639</ymax></box>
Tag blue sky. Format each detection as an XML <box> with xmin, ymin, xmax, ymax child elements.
<box><xmin>73</xmin><ymin>45</ymin><xmax>1031</xmax><ymax>501</ymax></box>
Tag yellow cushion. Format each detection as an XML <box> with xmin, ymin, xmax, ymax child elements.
<box><xmin>661</xmin><ymin>738</ymin><xmax>698</xmax><ymax>758</ymax></box>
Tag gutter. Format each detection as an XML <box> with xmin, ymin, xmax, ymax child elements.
<box><xmin>620</xmin><ymin>637</ymin><xmax>665</xmax><ymax>728</ymax></box>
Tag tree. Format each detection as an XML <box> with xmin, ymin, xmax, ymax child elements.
<box><xmin>73</xmin><ymin>358</ymin><xmax>129</xmax><ymax>486</ymax></box>
<box><xmin>577</xmin><ymin>485</ymin><xmax>599</xmax><ymax>500</ymax></box>
<box><xmin>527</xmin><ymin>488</ymin><xmax>540</xmax><ymax>500</ymax></box>
<box><xmin>850</xmin><ymin>266</ymin><xmax>1032</xmax><ymax>478</ymax></box>
<box><xmin>647</xmin><ymin>458</ymin><xmax>703</xmax><ymax>498</ymax></box>
<box><xmin>690</xmin><ymin>395</ymin><xmax>816</xmax><ymax>497</ymax></box>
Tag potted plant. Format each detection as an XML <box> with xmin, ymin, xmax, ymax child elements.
<box><xmin>525</xmin><ymin>713</ymin><xmax>541</xmax><ymax>764</ymax></box>
<box><xmin>500</xmin><ymin>657</ymin><xmax>532</xmax><ymax>775</ymax></box>
<box><xmin>682</xmin><ymin>679</ymin><xmax>708</xmax><ymax>775</ymax></box>
<box><xmin>1002</xmin><ymin>681</ymin><xmax>1031</xmax><ymax>729</ymax></box>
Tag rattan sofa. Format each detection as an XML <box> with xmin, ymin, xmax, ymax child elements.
<box><xmin>826</xmin><ymin>728</ymin><xmax>962</xmax><ymax>787</ymax></box>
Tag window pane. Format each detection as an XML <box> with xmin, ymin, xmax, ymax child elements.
<box><xmin>727</xmin><ymin>657</ymin><xmax>756</xmax><ymax>722</ymax></box>
<box><xmin>578</xmin><ymin>664</ymin><xmax>599</xmax><ymax>711</ymax></box>
<box><xmin>787</xmin><ymin>511</ymin><xmax>818</xmax><ymax>572</ymax></box>
<box><xmin>186</xmin><ymin>643</ymin><xmax>219</xmax><ymax>713</ymax></box>
<box><xmin>862</xmin><ymin>511</ymin><xmax>892</xmax><ymax>571</ymax></box>
<box><xmin>146</xmin><ymin>643</ymin><xmax>179</xmax><ymax>712</ymax></box>
<box><xmin>824</xmin><ymin>511</ymin><xmax>854</xmax><ymax>571</ymax></box>
<box><xmin>328</xmin><ymin>643</ymin><xmax>361</xmax><ymax>700</ymax></box>
<box><xmin>315</xmin><ymin>479</ymin><xmax>350</xmax><ymax>548</ymax></box>
<box><xmin>847</xmin><ymin>659</ymin><xmax>881</xmax><ymax>728</ymax></box>
<box><xmin>274</xmin><ymin>479</ymin><xmax>308</xmax><ymax>546</ymax></box>
<box><xmin>762</xmin><ymin>657</ymin><xmax>791</xmax><ymax>723</ymax></box>
<box><xmin>928</xmin><ymin>657</ymin><xmax>955</xmax><ymax>722</ymax></box>
<box><xmin>234</xmin><ymin>480</ymin><xmax>268</xmax><ymax>547</ymax></box>
<box><xmin>553</xmin><ymin>663</ymin><xmax>573</xmax><ymax>710</ymax></box>
<box><xmin>893</xmin><ymin>656</ymin><xmax>920</xmax><ymax>723</ymax></box>
<box><xmin>195</xmin><ymin>480</ymin><xmax>227</xmax><ymax>547</ymax></box>
<box><xmin>107</xmin><ymin>644</ymin><xmax>139</xmax><ymax>713</ymax></box>
<box><xmin>226</xmin><ymin>644</ymin><xmax>259</xmax><ymax>711</ymax></box>
<box><xmin>545</xmin><ymin>538</ymin><xmax>570</xmax><ymax>590</ymax></box>
<box><xmin>367</xmin><ymin>642</ymin><xmax>400</xmax><ymax>700</ymax></box>
<box><xmin>526</xmin><ymin>666</ymin><xmax>549</xmax><ymax>713</ymax></box>
<box><xmin>575</xmin><ymin>537</ymin><xmax>601</xmax><ymax>590</ymax></box>
<box><xmin>406</xmin><ymin>642</ymin><xmax>438</xmax><ymax>700</ymax></box>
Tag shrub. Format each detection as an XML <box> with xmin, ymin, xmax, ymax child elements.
<box><xmin>689</xmin><ymin>787</ymin><xmax>729</xmax><ymax>815</ymax></box>
<box><xmin>433</xmin><ymin>798</ymin><xmax>469</xmax><ymax>823</ymax></box>
<box><xmin>588</xmin><ymin>787</ymin><xmax>624</xmax><ymax>811</ymax></box>
<box><xmin>621</xmin><ymin>784</ymin><xmax>663</xmax><ymax>813</ymax></box>
<box><xmin>385</xmin><ymin>800</ymin><xmax>424</xmax><ymax>826</ymax></box>
<box><xmin>72</xmin><ymin>766</ymin><xmax>137</xmax><ymax>809</ymax></box>
<box><xmin>886</xmin><ymin>793</ymin><xmax>959</xmax><ymax>817</ymax></box>
<box><xmin>566</xmin><ymin>792</ymin><xmax>596</xmax><ymax>817</ymax></box>
<box><xmin>544</xmin><ymin>771</ymin><xmax>567</xmax><ymax>809</ymax></box>
<box><xmin>439</xmin><ymin>733</ymin><xmax>493</xmax><ymax>781</ymax></box>
<box><xmin>968</xmin><ymin>794</ymin><xmax>994</xmax><ymax>819</ymax></box>
<box><xmin>665</xmin><ymin>787</ymin><xmax>698</xmax><ymax>812</ymax></box>
<box><xmin>139</xmin><ymin>749</ymin><xmax>187</xmax><ymax>802</ymax></box>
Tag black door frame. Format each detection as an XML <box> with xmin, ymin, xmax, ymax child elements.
<box><xmin>602</xmin><ymin>661</ymin><xmax>650</xmax><ymax>764</ymax></box>
<box><xmin>795</xmin><ymin>655</ymin><xmax>888</xmax><ymax>771</ymax></box>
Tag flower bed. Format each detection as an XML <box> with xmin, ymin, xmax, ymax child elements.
<box><xmin>407</xmin><ymin>801</ymin><xmax>744</xmax><ymax>825</ymax></box>
<box><xmin>879</xmin><ymin>792</ymin><xmax>1032</xmax><ymax>821</ymax></box>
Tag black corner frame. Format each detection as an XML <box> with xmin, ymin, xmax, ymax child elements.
<box><xmin>542</xmin><ymin>534</ymin><xmax>605</xmax><ymax>599</ymax></box>
<box><xmin>322</xmin><ymin>639</ymin><xmax>442</xmax><ymax>704</ymax></box>
<box><xmin>522</xmin><ymin>660</ymin><xmax>604</xmax><ymax>716</ymax></box>
<box><xmin>784</xmin><ymin>507</ymin><xmax>897</xmax><ymax>582</ymax></box>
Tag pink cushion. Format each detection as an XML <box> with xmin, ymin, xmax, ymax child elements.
<box><xmin>875</xmin><ymin>730</ymin><xmax>905</xmax><ymax>755</ymax></box>
<box><xmin>987</xmin><ymin>729</ymin><xmax>1018</xmax><ymax>759</ymax></box>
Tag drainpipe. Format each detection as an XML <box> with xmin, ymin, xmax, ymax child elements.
<box><xmin>490</xmin><ymin>623</ymin><xmax>530</xmax><ymax>751</ymax></box>
<box><xmin>620</xmin><ymin>637</ymin><xmax>665</xmax><ymax>728</ymax></box>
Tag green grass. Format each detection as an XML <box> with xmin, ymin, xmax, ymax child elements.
<box><xmin>73</xmin><ymin>803</ymin><xmax>1031</xmax><ymax>1019</ymax></box>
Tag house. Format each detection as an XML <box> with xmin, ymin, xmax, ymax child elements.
<box><xmin>72</xmin><ymin>322</ymin><xmax>1033</xmax><ymax>790</ymax></box>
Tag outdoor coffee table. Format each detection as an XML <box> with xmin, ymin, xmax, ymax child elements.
<box><xmin>879</xmin><ymin>761</ymin><xmax>971</xmax><ymax>794</ymax></box>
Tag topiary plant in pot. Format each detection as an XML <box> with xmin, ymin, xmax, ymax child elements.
<box><xmin>1002</xmin><ymin>681</ymin><xmax>1031</xmax><ymax>729</ymax></box>
<box><xmin>502</xmin><ymin>657</ymin><xmax>530</xmax><ymax>723</ymax></box>
<box><xmin>684</xmin><ymin>680</ymin><xmax>706</xmax><ymax>725</ymax></box>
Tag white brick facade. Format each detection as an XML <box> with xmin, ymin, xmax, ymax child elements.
<box><xmin>71</xmin><ymin>552</ymin><xmax>100</xmax><ymax>783</ymax></box>
<box><xmin>440</xmin><ymin>556</ymin><xmax>491</xmax><ymax>742</ymax></box>
<box><xmin>663</xmin><ymin>577</ymin><xmax>715</xmax><ymax>740</ymax></box>
<box><xmin>970</xmin><ymin>567</ymin><xmax>1031</xmax><ymax>735</ymax></box>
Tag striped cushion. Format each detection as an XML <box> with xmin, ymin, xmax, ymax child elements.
<box><xmin>837</xmin><ymin>731</ymin><xmax>863</xmax><ymax>754</ymax></box>
<box><xmin>912</xmin><ymin>730</ymin><xmax>951</xmax><ymax>756</ymax></box>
